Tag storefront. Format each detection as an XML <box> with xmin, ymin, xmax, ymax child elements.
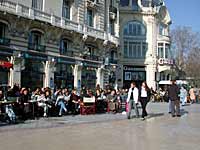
<box><xmin>54</xmin><ymin>58</ymin><xmax>74</xmax><ymax>89</ymax></box>
<box><xmin>21</xmin><ymin>52</ymin><xmax>46</xmax><ymax>89</ymax></box>
<box><xmin>123</xmin><ymin>65</ymin><xmax>146</xmax><ymax>88</ymax></box>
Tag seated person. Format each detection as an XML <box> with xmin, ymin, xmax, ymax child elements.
<box><xmin>37</xmin><ymin>91</ymin><xmax>51</xmax><ymax>117</ymax></box>
<box><xmin>69</xmin><ymin>89</ymin><xmax>81</xmax><ymax>115</ymax></box>
<box><xmin>107</xmin><ymin>90</ymin><xmax>118</xmax><ymax>113</ymax></box>
<box><xmin>55</xmin><ymin>90</ymin><xmax>68</xmax><ymax>116</ymax></box>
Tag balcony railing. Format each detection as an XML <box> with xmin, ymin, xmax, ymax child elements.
<box><xmin>60</xmin><ymin>49</ymin><xmax>74</xmax><ymax>57</ymax></box>
<box><xmin>86</xmin><ymin>26</ymin><xmax>104</xmax><ymax>39</ymax></box>
<box><xmin>28</xmin><ymin>43</ymin><xmax>46</xmax><ymax>52</ymax></box>
<box><xmin>0</xmin><ymin>0</ymin><xmax>108</xmax><ymax>41</ymax></box>
<box><xmin>0</xmin><ymin>37</ymin><xmax>10</xmax><ymax>46</ymax></box>
<box><xmin>83</xmin><ymin>55</ymin><xmax>100</xmax><ymax>61</ymax></box>
<box><xmin>141</xmin><ymin>0</ymin><xmax>163</xmax><ymax>7</ymax></box>
<box><xmin>109</xmin><ymin>58</ymin><xmax>118</xmax><ymax>64</ymax></box>
<box><xmin>34</xmin><ymin>9</ymin><xmax>51</xmax><ymax>23</ymax></box>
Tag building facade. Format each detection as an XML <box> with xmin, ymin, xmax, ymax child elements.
<box><xmin>0</xmin><ymin>0</ymin><xmax>120</xmax><ymax>90</ymax></box>
<box><xmin>118</xmin><ymin>0</ymin><xmax>173</xmax><ymax>89</ymax></box>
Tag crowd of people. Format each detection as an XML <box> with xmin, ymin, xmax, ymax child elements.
<box><xmin>0</xmin><ymin>80</ymin><xmax>199</xmax><ymax>123</ymax></box>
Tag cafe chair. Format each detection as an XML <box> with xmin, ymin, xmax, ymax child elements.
<box><xmin>80</xmin><ymin>97</ymin><xmax>96</xmax><ymax>115</ymax></box>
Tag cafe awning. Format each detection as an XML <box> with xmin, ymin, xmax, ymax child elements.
<box><xmin>0</xmin><ymin>60</ymin><xmax>13</xmax><ymax>69</ymax></box>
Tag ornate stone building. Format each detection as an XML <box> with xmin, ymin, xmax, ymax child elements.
<box><xmin>0</xmin><ymin>0</ymin><xmax>119</xmax><ymax>90</ymax></box>
<box><xmin>118</xmin><ymin>0</ymin><xmax>172</xmax><ymax>89</ymax></box>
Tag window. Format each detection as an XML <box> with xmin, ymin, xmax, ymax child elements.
<box><xmin>87</xmin><ymin>9</ymin><xmax>94</xmax><ymax>27</ymax></box>
<box><xmin>60</xmin><ymin>39</ymin><xmax>70</xmax><ymax>55</ymax></box>
<box><xmin>110</xmin><ymin>19</ymin><xmax>115</xmax><ymax>35</ymax></box>
<box><xmin>29</xmin><ymin>31</ymin><xmax>45</xmax><ymax>51</ymax></box>
<box><xmin>124</xmin><ymin>41</ymin><xmax>146</xmax><ymax>58</ymax></box>
<box><xmin>120</xmin><ymin>0</ymin><xmax>129</xmax><ymax>6</ymax></box>
<box><xmin>0</xmin><ymin>23</ymin><xmax>6</xmax><ymax>38</ymax></box>
<box><xmin>159</xmin><ymin>24</ymin><xmax>165</xmax><ymax>35</ymax></box>
<box><xmin>165</xmin><ymin>44</ymin><xmax>170</xmax><ymax>59</ymax></box>
<box><xmin>32</xmin><ymin>0</ymin><xmax>43</xmax><ymax>10</ymax></box>
<box><xmin>123</xmin><ymin>21</ymin><xmax>146</xmax><ymax>36</ymax></box>
<box><xmin>123</xmin><ymin>21</ymin><xmax>147</xmax><ymax>59</ymax></box>
<box><xmin>132</xmin><ymin>0</ymin><xmax>139</xmax><ymax>10</ymax></box>
<box><xmin>30</xmin><ymin>31</ymin><xmax>42</xmax><ymax>45</ymax></box>
<box><xmin>62</xmin><ymin>0</ymin><xmax>71</xmax><ymax>19</ymax></box>
<box><xmin>158</xmin><ymin>43</ymin><xmax>164</xmax><ymax>58</ymax></box>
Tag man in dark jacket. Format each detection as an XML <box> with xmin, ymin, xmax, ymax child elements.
<box><xmin>168</xmin><ymin>80</ymin><xmax>180</xmax><ymax>117</ymax></box>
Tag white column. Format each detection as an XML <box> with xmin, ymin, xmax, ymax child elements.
<box><xmin>96</xmin><ymin>68</ymin><xmax>104</xmax><ymax>89</ymax></box>
<box><xmin>146</xmin><ymin>65</ymin><xmax>156</xmax><ymax>90</ymax></box>
<box><xmin>73</xmin><ymin>64</ymin><xmax>82</xmax><ymax>89</ymax></box>
<box><xmin>44</xmin><ymin>61</ymin><xmax>55</xmax><ymax>88</ymax></box>
<box><xmin>9</xmin><ymin>56</ymin><xmax>21</xmax><ymax>88</ymax></box>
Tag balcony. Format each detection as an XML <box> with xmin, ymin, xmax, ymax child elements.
<box><xmin>0</xmin><ymin>37</ymin><xmax>10</xmax><ymax>46</ymax></box>
<box><xmin>60</xmin><ymin>49</ymin><xmax>74</xmax><ymax>57</ymax></box>
<box><xmin>141</xmin><ymin>0</ymin><xmax>163</xmax><ymax>7</ymax></box>
<box><xmin>0</xmin><ymin>0</ymin><xmax>107</xmax><ymax>42</ymax></box>
<box><xmin>86</xmin><ymin>26</ymin><xmax>104</xmax><ymax>40</ymax></box>
<box><xmin>109</xmin><ymin>58</ymin><xmax>118</xmax><ymax>64</ymax></box>
<box><xmin>28</xmin><ymin>43</ymin><xmax>46</xmax><ymax>52</ymax></box>
<box><xmin>83</xmin><ymin>55</ymin><xmax>100</xmax><ymax>61</ymax></box>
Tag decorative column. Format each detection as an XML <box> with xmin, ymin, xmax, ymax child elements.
<box><xmin>146</xmin><ymin>65</ymin><xmax>156</xmax><ymax>90</ymax></box>
<box><xmin>9</xmin><ymin>55</ymin><xmax>22</xmax><ymax>88</ymax></box>
<box><xmin>73</xmin><ymin>64</ymin><xmax>82</xmax><ymax>90</ymax></box>
<box><xmin>96</xmin><ymin>67</ymin><xmax>104</xmax><ymax>89</ymax></box>
<box><xmin>44</xmin><ymin>59</ymin><xmax>56</xmax><ymax>89</ymax></box>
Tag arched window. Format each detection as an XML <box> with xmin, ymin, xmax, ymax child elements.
<box><xmin>123</xmin><ymin>21</ymin><xmax>146</xmax><ymax>36</ymax></box>
<box><xmin>123</xmin><ymin>21</ymin><xmax>147</xmax><ymax>59</ymax></box>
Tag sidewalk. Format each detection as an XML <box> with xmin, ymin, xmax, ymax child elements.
<box><xmin>0</xmin><ymin>102</ymin><xmax>196</xmax><ymax>131</ymax></box>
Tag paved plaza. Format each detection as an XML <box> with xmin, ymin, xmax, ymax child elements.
<box><xmin>0</xmin><ymin>103</ymin><xmax>200</xmax><ymax>150</ymax></box>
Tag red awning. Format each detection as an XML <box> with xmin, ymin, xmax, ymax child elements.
<box><xmin>0</xmin><ymin>60</ymin><xmax>13</xmax><ymax>69</ymax></box>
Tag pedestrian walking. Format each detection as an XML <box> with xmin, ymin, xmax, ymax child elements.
<box><xmin>189</xmin><ymin>86</ymin><xmax>196</xmax><ymax>104</ymax></box>
<box><xmin>180</xmin><ymin>86</ymin><xmax>187</xmax><ymax>106</ymax></box>
<box><xmin>139</xmin><ymin>82</ymin><xmax>151</xmax><ymax>120</ymax></box>
<box><xmin>126</xmin><ymin>82</ymin><xmax>139</xmax><ymax>119</ymax></box>
<box><xmin>167</xmin><ymin>80</ymin><xmax>180</xmax><ymax>117</ymax></box>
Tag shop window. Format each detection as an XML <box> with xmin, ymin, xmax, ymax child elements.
<box><xmin>87</xmin><ymin>9</ymin><xmax>94</xmax><ymax>27</ymax></box>
<box><xmin>32</xmin><ymin>0</ymin><xmax>43</xmax><ymax>10</ymax></box>
<box><xmin>62</xmin><ymin>0</ymin><xmax>71</xmax><ymax>19</ymax></box>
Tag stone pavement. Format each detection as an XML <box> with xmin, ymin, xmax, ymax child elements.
<box><xmin>0</xmin><ymin>103</ymin><xmax>200</xmax><ymax>150</ymax></box>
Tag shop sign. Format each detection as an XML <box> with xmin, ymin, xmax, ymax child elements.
<box><xmin>0</xmin><ymin>60</ymin><xmax>13</xmax><ymax>68</ymax></box>
<box><xmin>158</xmin><ymin>58</ymin><xmax>174</xmax><ymax>65</ymax></box>
<box><xmin>123</xmin><ymin>66</ymin><xmax>145</xmax><ymax>71</ymax></box>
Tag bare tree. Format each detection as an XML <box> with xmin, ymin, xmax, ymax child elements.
<box><xmin>171</xmin><ymin>26</ymin><xmax>200</xmax><ymax>79</ymax></box>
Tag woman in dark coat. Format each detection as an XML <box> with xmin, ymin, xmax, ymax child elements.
<box><xmin>139</xmin><ymin>82</ymin><xmax>151</xmax><ymax>120</ymax></box>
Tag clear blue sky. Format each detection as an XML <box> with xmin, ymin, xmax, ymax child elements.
<box><xmin>165</xmin><ymin>0</ymin><xmax>200</xmax><ymax>32</ymax></box>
